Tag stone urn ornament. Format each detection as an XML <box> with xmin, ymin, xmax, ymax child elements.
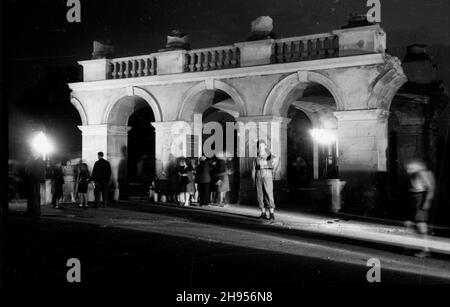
<box><xmin>248</xmin><ymin>16</ymin><xmax>276</xmax><ymax>41</ymax></box>
<box><xmin>163</xmin><ymin>29</ymin><xmax>190</xmax><ymax>51</ymax></box>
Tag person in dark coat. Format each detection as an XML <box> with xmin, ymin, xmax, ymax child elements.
<box><xmin>25</xmin><ymin>152</ymin><xmax>46</xmax><ymax>216</ymax></box>
<box><xmin>177</xmin><ymin>158</ymin><xmax>195</xmax><ymax>206</ymax></box>
<box><xmin>51</xmin><ymin>161</ymin><xmax>64</xmax><ymax>209</ymax></box>
<box><xmin>90</xmin><ymin>152</ymin><xmax>111</xmax><ymax>208</ymax></box>
<box><xmin>196</xmin><ymin>156</ymin><xmax>211</xmax><ymax>207</ymax></box>
<box><xmin>76</xmin><ymin>161</ymin><xmax>91</xmax><ymax>208</ymax></box>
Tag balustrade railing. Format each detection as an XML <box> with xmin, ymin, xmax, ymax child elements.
<box><xmin>111</xmin><ymin>55</ymin><xmax>157</xmax><ymax>79</ymax></box>
<box><xmin>272</xmin><ymin>33</ymin><xmax>339</xmax><ymax>63</ymax></box>
<box><xmin>105</xmin><ymin>33</ymin><xmax>339</xmax><ymax>80</ymax></box>
<box><xmin>185</xmin><ymin>46</ymin><xmax>240</xmax><ymax>72</ymax></box>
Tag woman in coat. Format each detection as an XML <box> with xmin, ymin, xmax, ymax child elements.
<box><xmin>178</xmin><ymin>158</ymin><xmax>195</xmax><ymax>206</ymax></box>
<box><xmin>76</xmin><ymin>161</ymin><xmax>90</xmax><ymax>208</ymax></box>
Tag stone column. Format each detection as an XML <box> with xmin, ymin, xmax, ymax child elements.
<box><xmin>151</xmin><ymin>120</ymin><xmax>191</xmax><ymax>196</ymax></box>
<box><xmin>333</xmin><ymin>109</ymin><xmax>389</xmax><ymax>207</ymax></box>
<box><xmin>78</xmin><ymin>124</ymin><xmax>131</xmax><ymax>201</ymax></box>
<box><xmin>236</xmin><ymin>116</ymin><xmax>290</xmax><ymax>204</ymax></box>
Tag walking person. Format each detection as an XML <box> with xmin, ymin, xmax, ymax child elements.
<box><xmin>177</xmin><ymin>158</ymin><xmax>195</xmax><ymax>206</ymax></box>
<box><xmin>76</xmin><ymin>161</ymin><xmax>91</xmax><ymax>208</ymax></box>
<box><xmin>51</xmin><ymin>161</ymin><xmax>64</xmax><ymax>209</ymax></box>
<box><xmin>252</xmin><ymin>140</ymin><xmax>279</xmax><ymax>222</ymax></box>
<box><xmin>197</xmin><ymin>156</ymin><xmax>212</xmax><ymax>207</ymax></box>
<box><xmin>404</xmin><ymin>159</ymin><xmax>436</xmax><ymax>258</ymax></box>
<box><xmin>91</xmin><ymin>152</ymin><xmax>112</xmax><ymax>208</ymax></box>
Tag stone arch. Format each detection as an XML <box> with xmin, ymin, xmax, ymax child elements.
<box><xmin>70</xmin><ymin>95</ymin><xmax>88</xmax><ymax>125</ymax></box>
<box><xmin>263</xmin><ymin>71</ymin><xmax>346</xmax><ymax>117</ymax></box>
<box><xmin>290</xmin><ymin>102</ymin><xmax>337</xmax><ymax>129</ymax></box>
<box><xmin>103</xmin><ymin>86</ymin><xmax>163</xmax><ymax>125</ymax></box>
<box><xmin>177</xmin><ymin>79</ymin><xmax>247</xmax><ymax>121</ymax></box>
<box><xmin>368</xmin><ymin>69</ymin><xmax>408</xmax><ymax>110</ymax></box>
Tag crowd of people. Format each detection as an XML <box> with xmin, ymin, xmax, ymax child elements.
<box><xmin>44</xmin><ymin>152</ymin><xmax>111</xmax><ymax>209</ymax></box>
<box><xmin>18</xmin><ymin>142</ymin><xmax>438</xmax><ymax>257</ymax></box>
<box><xmin>153</xmin><ymin>153</ymin><xmax>235</xmax><ymax>208</ymax></box>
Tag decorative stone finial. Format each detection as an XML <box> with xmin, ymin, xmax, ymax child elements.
<box><xmin>248</xmin><ymin>16</ymin><xmax>276</xmax><ymax>41</ymax></box>
<box><xmin>162</xmin><ymin>29</ymin><xmax>190</xmax><ymax>51</ymax></box>
<box><xmin>341</xmin><ymin>13</ymin><xmax>375</xmax><ymax>29</ymax></box>
<box><xmin>91</xmin><ymin>39</ymin><xmax>115</xmax><ymax>59</ymax></box>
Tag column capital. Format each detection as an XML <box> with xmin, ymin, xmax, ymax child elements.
<box><xmin>333</xmin><ymin>109</ymin><xmax>389</xmax><ymax>122</ymax></box>
<box><xmin>236</xmin><ymin>115</ymin><xmax>291</xmax><ymax>128</ymax></box>
<box><xmin>78</xmin><ymin>124</ymin><xmax>131</xmax><ymax>136</ymax></box>
<box><xmin>151</xmin><ymin>120</ymin><xmax>191</xmax><ymax>132</ymax></box>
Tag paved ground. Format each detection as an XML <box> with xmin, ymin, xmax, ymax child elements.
<box><xmin>3</xmin><ymin>199</ymin><xmax>450</xmax><ymax>292</ymax></box>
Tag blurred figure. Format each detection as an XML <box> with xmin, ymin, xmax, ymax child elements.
<box><xmin>213</xmin><ymin>152</ymin><xmax>230</xmax><ymax>206</ymax></box>
<box><xmin>137</xmin><ymin>155</ymin><xmax>152</xmax><ymax>196</ymax></box>
<box><xmin>197</xmin><ymin>156</ymin><xmax>212</xmax><ymax>207</ymax></box>
<box><xmin>76</xmin><ymin>161</ymin><xmax>90</xmax><ymax>208</ymax></box>
<box><xmin>169</xmin><ymin>159</ymin><xmax>179</xmax><ymax>203</ymax></box>
<box><xmin>252</xmin><ymin>140</ymin><xmax>279</xmax><ymax>222</ymax></box>
<box><xmin>63</xmin><ymin>159</ymin><xmax>76</xmax><ymax>203</ymax></box>
<box><xmin>91</xmin><ymin>152</ymin><xmax>112</xmax><ymax>208</ymax></box>
<box><xmin>405</xmin><ymin>159</ymin><xmax>436</xmax><ymax>258</ymax></box>
<box><xmin>178</xmin><ymin>158</ymin><xmax>195</xmax><ymax>206</ymax></box>
<box><xmin>25</xmin><ymin>152</ymin><xmax>46</xmax><ymax>216</ymax></box>
<box><xmin>51</xmin><ymin>161</ymin><xmax>64</xmax><ymax>209</ymax></box>
<box><xmin>189</xmin><ymin>158</ymin><xmax>199</xmax><ymax>203</ymax></box>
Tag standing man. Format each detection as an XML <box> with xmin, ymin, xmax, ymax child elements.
<box><xmin>25</xmin><ymin>152</ymin><xmax>46</xmax><ymax>216</ymax></box>
<box><xmin>91</xmin><ymin>152</ymin><xmax>111</xmax><ymax>208</ymax></box>
<box><xmin>252</xmin><ymin>140</ymin><xmax>279</xmax><ymax>222</ymax></box>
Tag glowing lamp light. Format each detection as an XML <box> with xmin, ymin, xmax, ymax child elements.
<box><xmin>31</xmin><ymin>132</ymin><xmax>55</xmax><ymax>159</ymax></box>
<box><xmin>310</xmin><ymin>128</ymin><xmax>337</xmax><ymax>145</ymax></box>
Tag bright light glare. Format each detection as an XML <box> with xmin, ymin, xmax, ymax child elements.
<box><xmin>31</xmin><ymin>132</ymin><xmax>54</xmax><ymax>156</ymax></box>
<box><xmin>310</xmin><ymin>128</ymin><xmax>337</xmax><ymax>145</ymax></box>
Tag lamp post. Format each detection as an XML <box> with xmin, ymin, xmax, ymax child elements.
<box><xmin>31</xmin><ymin>132</ymin><xmax>55</xmax><ymax>205</ymax></box>
<box><xmin>31</xmin><ymin>131</ymin><xmax>54</xmax><ymax>161</ymax></box>
<box><xmin>309</xmin><ymin>128</ymin><xmax>344</xmax><ymax>213</ymax></box>
<box><xmin>310</xmin><ymin>128</ymin><xmax>337</xmax><ymax>178</ymax></box>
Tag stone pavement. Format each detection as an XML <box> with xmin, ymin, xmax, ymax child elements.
<box><xmin>8</xmin><ymin>198</ymin><xmax>450</xmax><ymax>256</ymax></box>
<box><xmin>140</xmin><ymin>200</ymin><xmax>450</xmax><ymax>256</ymax></box>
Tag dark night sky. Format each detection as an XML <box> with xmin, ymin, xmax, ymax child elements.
<box><xmin>4</xmin><ymin>0</ymin><xmax>450</xmax><ymax>159</ymax></box>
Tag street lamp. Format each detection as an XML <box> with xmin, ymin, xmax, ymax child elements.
<box><xmin>31</xmin><ymin>131</ymin><xmax>55</xmax><ymax>161</ymax></box>
<box><xmin>309</xmin><ymin>128</ymin><xmax>336</xmax><ymax>145</ymax></box>
<box><xmin>310</xmin><ymin>128</ymin><xmax>338</xmax><ymax>178</ymax></box>
<box><xmin>31</xmin><ymin>131</ymin><xmax>55</xmax><ymax>206</ymax></box>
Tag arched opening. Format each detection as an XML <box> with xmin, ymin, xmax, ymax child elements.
<box><xmin>195</xmin><ymin>89</ymin><xmax>241</xmax><ymax>204</ymax></box>
<box><xmin>287</xmin><ymin>107</ymin><xmax>313</xmax><ymax>202</ymax></box>
<box><xmin>283</xmin><ymin>83</ymin><xmax>339</xmax><ymax>208</ymax></box>
<box><xmin>106</xmin><ymin>95</ymin><xmax>156</xmax><ymax>200</ymax></box>
<box><xmin>128</xmin><ymin>106</ymin><xmax>155</xmax><ymax>198</ymax></box>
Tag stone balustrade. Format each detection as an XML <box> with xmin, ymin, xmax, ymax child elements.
<box><xmin>272</xmin><ymin>33</ymin><xmax>339</xmax><ymax>63</ymax></box>
<box><xmin>185</xmin><ymin>45</ymin><xmax>240</xmax><ymax>72</ymax></box>
<box><xmin>111</xmin><ymin>55</ymin><xmax>157</xmax><ymax>79</ymax></box>
<box><xmin>79</xmin><ymin>25</ymin><xmax>386</xmax><ymax>81</ymax></box>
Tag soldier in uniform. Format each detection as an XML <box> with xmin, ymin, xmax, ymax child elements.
<box><xmin>252</xmin><ymin>140</ymin><xmax>279</xmax><ymax>222</ymax></box>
